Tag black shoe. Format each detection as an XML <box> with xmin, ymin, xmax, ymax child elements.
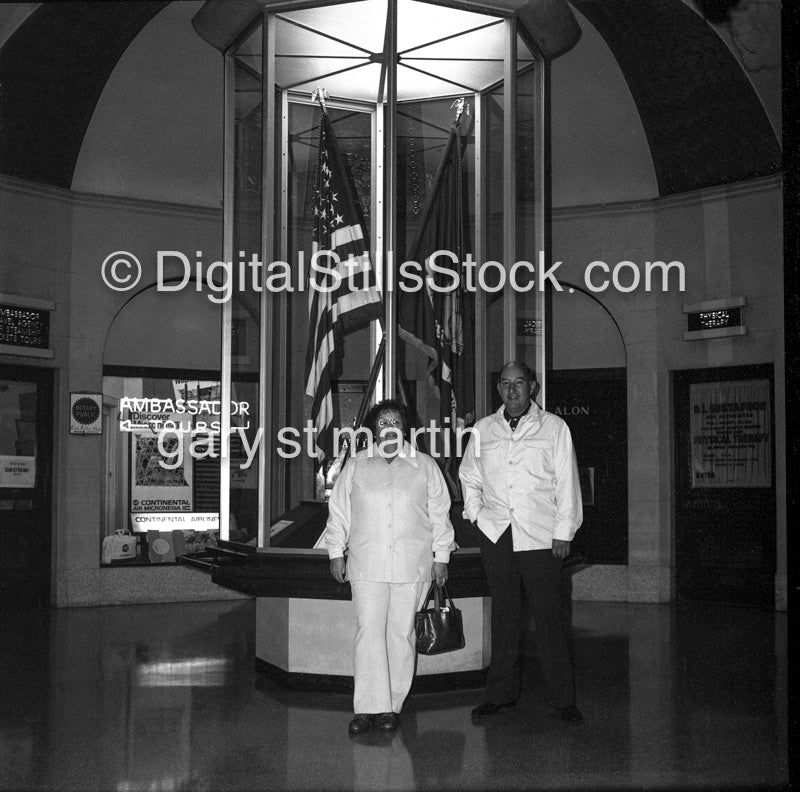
<box><xmin>470</xmin><ymin>700</ymin><xmax>517</xmax><ymax>721</ymax></box>
<box><xmin>559</xmin><ymin>705</ymin><xmax>584</xmax><ymax>724</ymax></box>
<box><xmin>348</xmin><ymin>714</ymin><xmax>374</xmax><ymax>734</ymax></box>
<box><xmin>375</xmin><ymin>712</ymin><xmax>399</xmax><ymax>731</ymax></box>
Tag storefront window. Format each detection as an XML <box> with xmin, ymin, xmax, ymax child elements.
<box><xmin>102</xmin><ymin>373</ymin><xmax>224</xmax><ymax>563</ymax></box>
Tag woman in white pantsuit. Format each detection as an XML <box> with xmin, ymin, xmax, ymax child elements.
<box><xmin>325</xmin><ymin>400</ymin><xmax>455</xmax><ymax>735</ymax></box>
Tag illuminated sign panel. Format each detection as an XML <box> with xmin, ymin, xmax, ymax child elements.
<box><xmin>687</xmin><ymin>307</ymin><xmax>742</xmax><ymax>332</ymax></box>
<box><xmin>0</xmin><ymin>304</ymin><xmax>50</xmax><ymax>349</ymax></box>
<box><xmin>682</xmin><ymin>297</ymin><xmax>746</xmax><ymax>341</ymax></box>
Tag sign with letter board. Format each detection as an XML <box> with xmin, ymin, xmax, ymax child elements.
<box><xmin>0</xmin><ymin>294</ymin><xmax>55</xmax><ymax>358</ymax></box>
<box><xmin>0</xmin><ymin>304</ymin><xmax>49</xmax><ymax>348</ymax></box>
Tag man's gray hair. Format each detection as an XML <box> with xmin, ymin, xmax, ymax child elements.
<box><xmin>499</xmin><ymin>360</ymin><xmax>537</xmax><ymax>383</ymax></box>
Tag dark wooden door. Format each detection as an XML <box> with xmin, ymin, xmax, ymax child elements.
<box><xmin>673</xmin><ymin>365</ymin><xmax>775</xmax><ymax>607</ymax></box>
<box><xmin>547</xmin><ymin>368</ymin><xmax>628</xmax><ymax>565</ymax></box>
<box><xmin>0</xmin><ymin>365</ymin><xmax>53</xmax><ymax>608</ymax></box>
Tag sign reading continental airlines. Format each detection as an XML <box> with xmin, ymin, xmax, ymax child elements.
<box><xmin>689</xmin><ymin>379</ymin><xmax>771</xmax><ymax>488</ymax></box>
<box><xmin>131</xmin><ymin>512</ymin><xmax>219</xmax><ymax>531</ymax></box>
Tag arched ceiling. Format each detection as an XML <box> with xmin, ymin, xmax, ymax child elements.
<box><xmin>0</xmin><ymin>0</ymin><xmax>782</xmax><ymax>199</ymax></box>
<box><xmin>0</xmin><ymin>1</ymin><xmax>168</xmax><ymax>188</ymax></box>
<box><xmin>569</xmin><ymin>0</ymin><xmax>781</xmax><ymax>195</ymax></box>
<box><xmin>70</xmin><ymin>0</ymin><xmax>223</xmax><ymax>206</ymax></box>
<box><xmin>550</xmin><ymin>7</ymin><xmax>659</xmax><ymax>206</ymax></box>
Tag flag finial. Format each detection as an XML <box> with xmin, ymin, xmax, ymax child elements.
<box><xmin>450</xmin><ymin>97</ymin><xmax>470</xmax><ymax>123</ymax></box>
<box><xmin>312</xmin><ymin>86</ymin><xmax>329</xmax><ymax>113</ymax></box>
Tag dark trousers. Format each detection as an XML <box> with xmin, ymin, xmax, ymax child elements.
<box><xmin>478</xmin><ymin>526</ymin><xmax>576</xmax><ymax>707</ymax></box>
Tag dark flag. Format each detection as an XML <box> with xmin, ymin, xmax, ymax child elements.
<box><xmin>305</xmin><ymin>111</ymin><xmax>383</xmax><ymax>463</ymax></box>
<box><xmin>398</xmin><ymin>119</ymin><xmax>475</xmax><ymax>479</ymax></box>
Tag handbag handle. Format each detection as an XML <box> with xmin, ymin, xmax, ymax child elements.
<box><xmin>422</xmin><ymin>582</ymin><xmax>455</xmax><ymax>612</ymax></box>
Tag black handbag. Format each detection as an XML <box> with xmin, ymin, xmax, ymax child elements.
<box><xmin>415</xmin><ymin>582</ymin><xmax>466</xmax><ymax>655</ymax></box>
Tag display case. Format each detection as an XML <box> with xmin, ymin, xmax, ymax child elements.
<box><xmin>184</xmin><ymin>0</ymin><xmax>579</xmax><ymax>689</ymax></box>
<box><xmin>201</xmin><ymin>0</ymin><xmax>568</xmax><ymax>544</ymax></box>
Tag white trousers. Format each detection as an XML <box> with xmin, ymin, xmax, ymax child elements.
<box><xmin>350</xmin><ymin>579</ymin><xmax>428</xmax><ymax>715</ymax></box>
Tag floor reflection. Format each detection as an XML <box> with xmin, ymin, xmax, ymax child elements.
<box><xmin>0</xmin><ymin>599</ymin><xmax>787</xmax><ymax>791</ymax></box>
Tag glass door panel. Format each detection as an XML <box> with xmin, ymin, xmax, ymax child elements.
<box><xmin>228</xmin><ymin>22</ymin><xmax>263</xmax><ymax>543</ymax></box>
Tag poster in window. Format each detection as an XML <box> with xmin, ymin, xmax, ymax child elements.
<box><xmin>171</xmin><ymin>380</ymin><xmax>220</xmax><ymax>403</ymax></box>
<box><xmin>689</xmin><ymin>378</ymin><xmax>771</xmax><ymax>487</ymax></box>
<box><xmin>129</xmin><ymin>414</ymin><xmax>193</xmax><ymax>521</ymax></box>
<box><xmin>0</xmin><ymin>455</ymin><xmax>35</xmax><ymax>488</ymax></box>
<box><xmin>0</xmin><ymin>379</ymin><xmax>36</xmax><ymax>488</ymax></box>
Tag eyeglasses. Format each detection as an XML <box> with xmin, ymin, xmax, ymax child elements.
<box><xmin>378</xmin><ymin>418</ymin><xmax>402</xmax><ymax>428</ymax></box>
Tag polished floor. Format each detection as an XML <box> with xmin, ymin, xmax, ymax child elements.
<box><xmin>0</xmin><ymin>598</ymin><xmax>788</xmax><ymax>792</ymax></box>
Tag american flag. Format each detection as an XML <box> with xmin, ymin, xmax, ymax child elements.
<box><xmin>305</xmin><ymin>111</ymin><xmax>382</xmax><ymax>463</ymax></box>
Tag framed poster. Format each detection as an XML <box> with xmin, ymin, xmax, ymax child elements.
<box><xmin>689</xmin><ymin>378</ymin><xmax>771</xmax><ymax>488</ymax></box>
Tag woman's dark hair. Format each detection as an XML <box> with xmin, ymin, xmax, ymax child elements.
<box><xmin>362</xmin><ymin>399</ymin><xmax>413</xmax><ymax>439</ymax></box>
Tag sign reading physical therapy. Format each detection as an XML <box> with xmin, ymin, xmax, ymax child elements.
<box><xmin>682</xmin><ymin>296</ymin><xmax>746</xmax><ymax>341</ymax></box>
<box><xmin>686</xmin><ymin>307</ymin><xmax>742</xmax><ymax>332</ymax></box>
<box><xmin>689</xmin><ymin>379</ymin><xmax>771</xmax><ymax>488</ymax></box>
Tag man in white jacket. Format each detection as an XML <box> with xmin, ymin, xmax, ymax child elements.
<box><xmin>459</xmin><ymin>361</ymin><xmax>584</xmax><ymax>724</ymax></box>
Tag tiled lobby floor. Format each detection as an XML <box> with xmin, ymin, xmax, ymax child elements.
<box><xmin>0</xmin><ymin>598</ymin><xmax>788</xmax><ymax>791</ymax></box>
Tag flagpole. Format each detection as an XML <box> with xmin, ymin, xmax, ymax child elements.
<box><xmin>384</xmin><ymin>0</ymin><xmax>398</xmax><ymax>400</ymax></box>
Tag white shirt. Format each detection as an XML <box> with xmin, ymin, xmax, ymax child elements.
<box><xmin>324</xmin><ymin>443</ymin><xmax>455</xmax><ymax>583</ymax></box>
<box><xmin>459</xmin><ymin>403</ymin><xmax>583</xmax><ymax>550</ymax></box>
